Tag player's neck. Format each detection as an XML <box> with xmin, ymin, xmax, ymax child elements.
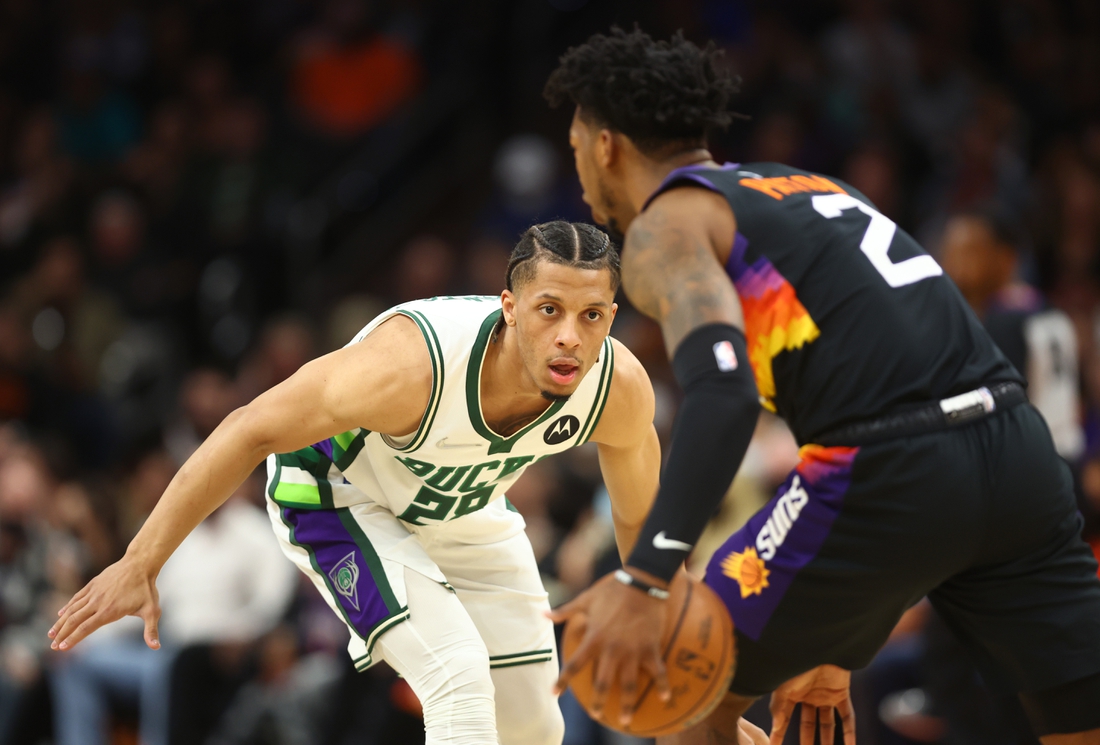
<box><xmin>622</xmin><ymin>149</ymin><xmax>717</xmax><ymax>218</ymax></box>
<box><xmin>479</xmin><ymin>322</ymin><xmax>552</xmax><ymax>433</ymax></box>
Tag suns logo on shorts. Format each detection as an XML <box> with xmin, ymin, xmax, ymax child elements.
<box><xmin>720</xmin><ymin>546</ymin><xmax>770</xmax><ymax>598</ymax></box>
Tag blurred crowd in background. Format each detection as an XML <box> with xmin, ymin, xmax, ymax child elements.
<box><xmin>1</xmin><ymin>0</ymin><xmax>1099</xmax><ymax>744</ymax></box>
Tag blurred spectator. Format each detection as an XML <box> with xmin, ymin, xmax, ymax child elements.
<box><xmin>941</xmin><ymin>205</ymin><xmax>1084</xmax><ymax>460</ymax></box>
<box><xmin>842</xmin><ymin>142</ymin><xmax>902</xmax><ymax>222</ymax></box>
<box><xmin>390</xmin><ymin>235</ymin><xmax>457</xmax><ymax>304</ymax></box>
<box><xmin>115</xmin><ymin>445</ymin><xmax>178</xmax><ymax>544</ymax></box>
<box><xmin>7</xmin><ymin>236</ymin><xmax>126</xmax><ymax>388</ymax></box>
<box><xmin>0</xmin><ymin>432</ymin><xmax>114</xmax><ymax>744</ymax></box>
<box><xmin>88</xmin><ymin>190</ymin><xmax>193</xmax><ymax>321</ymax></box>
<box><xmin>121</xmin><ymin>101</ymin><xmax>192</xmax><ymax>214</ymax></box>
<box><xmin>289</xmin><ymin>0</ymin><xmax>423</xmax><ymax>139</ymax></box>
<box><xmin>463</xmin><ymin>236</ymin><xmax>511</xmax><ymax>297</ymax></box>
<box><xmin>50</xmin><ymin>477</ymin><xmax>296</xmax><ymax>745</ymax></box>
<box><xmin>163</xmin><ymin>368</ymin><xmax>240</xmax><ymax>466</ymax></box>
<box><xmin>324</xmin><ymin>294</ymin><xmax>385</xmax><ymax>353</ymax></box>
<box><xmin>201</xmin><ymin>624</ymin><xmax>342</xmax><ymax>745</ymax></box>
<box><xmin>480</xmin><ymin>134</ymin><xmax>584</xmax><ymax>241</ymax></box>
<box><xmin>236</xmin><ymin>316</ymin><xmax>316</xmax><ymax>404</ymax></box>
<box><xmin>0</xmin><ymin>305</ymin><xmax>33</xmax><ymax>421</ymax></box>
<box><xmin>0</xmin><ymin>110</ymin><xmax>74</xmax><ymax>257</ymax></box>
<box><xmin>187</xmin><ymin>98</ymin><xmax>272</xmax><ymax>249</ymax></box>
<box><xmin>55</xmin><ymin>56</ymin><xmax>142</xmax><ymax>165</ymax></box>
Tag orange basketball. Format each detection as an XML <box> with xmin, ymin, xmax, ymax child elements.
<box><xmin>562</xmin><ymin>572</ymin><xmax>737</xmax><ymax>737</ymax></box>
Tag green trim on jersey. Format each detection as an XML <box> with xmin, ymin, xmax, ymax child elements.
<box><xmin>269</xmin><ymin>448</ymin><xmax>335</xmax><ymax>509</ymax></box>
<box><xmin>489</xmin><ymin>648</ymin><xmax>555</xmax><ymax>669</ymax></box>
<box><xmin>388</xmin><ymin>309</ymin><xmax>445</xmax><ymax>453</ymax></box>
<box><xmin>331</xmin><ymin>429</ymin><xmax>369</xmax><ymax>470</ymax></box>
<box><xmin>578</xmin><ymin>337</ymin><xmax>615</xmax><ymax>444</ymax></box>
<box><xmin>465</xmin><ymin>309</ymin><xmax>567</xmax><ymax>455</ymax></box>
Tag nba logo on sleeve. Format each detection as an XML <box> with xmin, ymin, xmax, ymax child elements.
<box><xmin>713</xmin><ymin>341</ymin><xmax>738</xmax><ymax>372</ymax></box>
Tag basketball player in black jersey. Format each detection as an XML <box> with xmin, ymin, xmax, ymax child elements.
<box><xmin>545</xmin><ymin>28</ymin><xmax>1100</xmax><ymax>745</ymax></box>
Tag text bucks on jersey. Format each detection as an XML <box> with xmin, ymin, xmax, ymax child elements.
<box><xmin>266</xmin><ymin>296</ymin><xmax>615</xmax><ymax>525</ymax></box>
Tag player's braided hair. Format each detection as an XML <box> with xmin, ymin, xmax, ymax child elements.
<box><xmin>544</xmin><ymin>27</ymin><xmax>742</xmax><ymax>156</ymax></box>
<box><xmin>506</xmin><ymin>221</ymin><xmax>620</xmax><ymax>293</ymax></box>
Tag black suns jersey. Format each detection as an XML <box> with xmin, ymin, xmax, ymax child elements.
<box><xmin>643</xmin><ymin>161</ymin><xmax>1023</xmax><ymax>445</ymax></box>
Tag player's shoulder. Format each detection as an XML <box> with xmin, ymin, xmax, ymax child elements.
<box><xmin>393</xmin><ymin>294</ymin><xmax>501</xmax><ymax>323</ymax></box>
<box><xmin>374</xmin><ymin>294</ymin><xmax>502</xmax><ymax>347</ymax></box>
<box><xmin>730</xmin><ymin>162</ymin><xmax>856</xmax><ymax>202</ymax></box>
<box><xmin>339</xmin><ymin>312</ymin><xmax>433</xmax><ymax>382</ymax></box>
<box><xmin>587</xmin><ymin>338</ymin><xmax>654</xmax><ymax>447</ymax></box>
<box><xmin>629</xmin><ymin>183</ymin><xmax>732</xmax><ymax>251</ymax></box>
<box><xmin>607</xmin><ymin>337</ymin><xmax>649</xmax><ymax>393</ymax></box>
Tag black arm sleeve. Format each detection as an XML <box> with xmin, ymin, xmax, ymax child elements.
<box><xmin>626</xmin><ymin>323</ymin><xmax>761</xmax><ymax>582</ymax></box>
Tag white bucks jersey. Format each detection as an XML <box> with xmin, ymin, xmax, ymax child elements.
<box><xmin>267</xmin><ymin>296</ymin><xmax>614</xmax><ymax>524</ymax></box>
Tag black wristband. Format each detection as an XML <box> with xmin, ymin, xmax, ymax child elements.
<box><xmin>626</xmin><ymin>324</ymin><xmax>760</xmax><ymax>582</ymax></box>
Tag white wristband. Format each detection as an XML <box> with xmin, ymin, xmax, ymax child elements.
<box><xmin>614</xmin><ymin>569</ymin><xmax>671</xmax><ymax>600</ymax></box>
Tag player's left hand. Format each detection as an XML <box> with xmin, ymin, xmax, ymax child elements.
<box><xmin>549</xmin><ymin>568</ymin><xmax>672</xmax><ymax>726</ymax></box>
<box><xmin>768</xmin><ymin>664</ymin><xmax>855</xmax><ymax>745</ymax></box>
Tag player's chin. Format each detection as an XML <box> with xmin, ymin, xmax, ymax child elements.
<box><xmin>539</xmin><ymin>377</ymin><xmax>579</xmax><ymax>402</ymax></box>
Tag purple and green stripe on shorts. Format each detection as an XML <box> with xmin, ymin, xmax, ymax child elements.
<box><xmin>280</xmin><ymin>506</ymin><xmax>408</xmax><ymax>669</ymax></box>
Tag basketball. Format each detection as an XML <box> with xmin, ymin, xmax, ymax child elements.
<box><xmin>562</xmin><ymin>572</ymin><xmax>737</xmax><ymax>737</ymax></box>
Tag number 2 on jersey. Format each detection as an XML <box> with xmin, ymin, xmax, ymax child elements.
<box><xmin>812</xmin><ymin>194</ymin><xmax>942</xmax><ymax>288</ymax></box>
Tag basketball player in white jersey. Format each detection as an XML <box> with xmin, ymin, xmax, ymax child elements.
<box><xmin>48</xmin><ymin>221</ymin><xmax>665</xmax><ymax>745</ymax></box>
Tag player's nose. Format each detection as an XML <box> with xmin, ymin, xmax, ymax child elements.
<box><xmin>556</xmin><ymin>318</ymin><xmax>582</xmax><ymax>348</ymax></box>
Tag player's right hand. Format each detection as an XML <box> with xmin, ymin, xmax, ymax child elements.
<box><xmin>768</xmin><ymin>665</ymin><xmax>855</xmax><ymax>745</ymax></box>
<box><xmin>550</xmin><ymin>569</ymin><xmax>673</xmax><ymax>726</ymax></box>
<box><xmin>48</xmin><ymin>556</ymin><xmax>161</xmax><ymax>652</ymax></box>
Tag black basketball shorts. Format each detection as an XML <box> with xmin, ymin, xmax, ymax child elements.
<box><xmin>704</xmin><ymin>403</ymin><xmax>1100</xmax><ymax>735</ymax></box>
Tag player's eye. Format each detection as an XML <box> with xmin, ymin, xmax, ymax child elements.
<box><xmin>540</xmin><ymin>306</ymin><xmax>556</xmax><ymax>315</ymax></box>
<box><xmin>586</xmin><ymin>311</ymin><xmax>601</xmax><ymax>321</ymax></box>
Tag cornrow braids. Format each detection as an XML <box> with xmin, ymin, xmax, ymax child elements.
<box><xmin>506</xmin><ymin>220</ymin><xmax>620</xmax><ymax>293</ymax></box>
<box><xmin>544</xmin><ymin>26</ymin><xmax>743</xmax><ymax>156</ymax></box>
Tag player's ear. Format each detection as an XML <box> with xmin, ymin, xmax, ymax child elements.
<box><xmin>610</xmin><ymin>302</ymin><xmax>618</xmax><ymax>323</ymax></box>
<box><xmin>597</xmin><ymin>128</ymin><xmax>615</xmax><ymax>169</ymax></box>
<box><xmin>501</xmin><ymin>290</ymin><xmax>518</xmax><ymax>327</ymax></box>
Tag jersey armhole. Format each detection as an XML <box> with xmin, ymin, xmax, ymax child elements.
<box><xmin>381</xmin><ymin>309</ymin><xmax>445</xmax><ymax>452</ymax></box>
<box><xmin>579</xmin><ymin>337</ymin><xmax>615</xmax><ymax>444</ymax></box>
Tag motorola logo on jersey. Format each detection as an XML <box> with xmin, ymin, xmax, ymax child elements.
<box><xmin>543</xmin><ymin>415</ymin><xmax>580</xmax><ymax>445</ymax></box>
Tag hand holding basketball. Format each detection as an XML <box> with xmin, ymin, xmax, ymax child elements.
<box><xmin>551</xmin><ymin>568</ymin><xmax>673</xmax><ymax>726</ymax></box>
<box><xmin>552</xmin><ymin>570</ymin><xmax>737</xmax><ymax>737</ymax></box>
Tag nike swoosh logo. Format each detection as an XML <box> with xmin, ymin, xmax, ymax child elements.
<box><xmin>653</xmin><ymin>531</ymin><xmax>693</xmax><ymax>552</ymax></box>
<box><xmin>436</xmin><ymin>438</ymin><xmax>482</xmax><ymax>449</ymax></box>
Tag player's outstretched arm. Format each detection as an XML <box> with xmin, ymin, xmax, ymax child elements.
<box><xmin>586</xmin><ymin>339</ymin><xmax>660</xmax><ymax>558</ymax></box>
<box><xmin>48</xmin><ymin>315</ymin><xmax>432</xmax><ymax>652</ymax></box>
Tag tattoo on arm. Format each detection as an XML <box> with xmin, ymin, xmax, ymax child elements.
<box><xmin>622</xmin><ymin>208</ymin><xmax>743</xmax><ymax>357</ymax></box>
